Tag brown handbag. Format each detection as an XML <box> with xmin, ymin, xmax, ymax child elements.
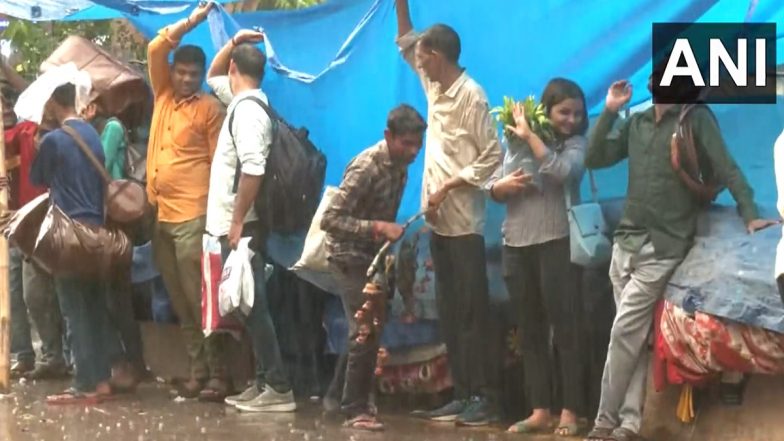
<box><xmin>4</xmin><ymin>193</ymin><xmax>132</xmax><ymax>278</ymax></box>
<box><xmin>61</xmin><ymin>125</ymin><xmax>147</xmax><ymax>224</ymax></box>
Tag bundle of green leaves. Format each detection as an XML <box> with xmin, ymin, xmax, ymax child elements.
<box><xmin>491</xmin><ymin>95</ymin><xmax>556</xmax><ymax>145</ymax></box>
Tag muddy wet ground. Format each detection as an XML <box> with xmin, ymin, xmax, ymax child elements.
<box><xmin>0</xmin><ymin>380</ymin><xmax>563</xmax><ymax>441</ymax></box>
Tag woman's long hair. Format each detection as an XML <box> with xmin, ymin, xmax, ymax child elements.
<box><xmin>540</xmin><ymin>78</ymin><xmax>589</xmax><ymax>137</ymax></box>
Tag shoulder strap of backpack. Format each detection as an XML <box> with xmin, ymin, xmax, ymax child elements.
<box><xmin>229</xmin><ymin>95</ymin><xmax>275</xmax><ymax>193</ymax></box>
<box><xmin>670</xmin><ymin>104</ymin><xmax>722</xmax><ymax>204</ymax></box>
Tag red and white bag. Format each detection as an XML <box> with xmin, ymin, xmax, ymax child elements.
<box><xmin>201</xmin><ymin>235</ymin><xmax>242</xmax><ymax>339</ymax></box>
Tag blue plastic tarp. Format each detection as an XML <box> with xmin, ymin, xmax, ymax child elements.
<box><xmin>119</xmin><ymin>0</ymin><xmax>784</xmax><ymax>221</ymax></box>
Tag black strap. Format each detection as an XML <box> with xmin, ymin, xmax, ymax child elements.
<box><xmin>229</xmin><ymin>95</ymin><xmax>277</xmax><ymax>193</ymax></box>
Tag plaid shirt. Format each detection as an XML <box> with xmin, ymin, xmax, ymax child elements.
<box><xmin>321</xmin><ymin>140</ymin><xmax>408</xmax><ymax>267</ymax></box>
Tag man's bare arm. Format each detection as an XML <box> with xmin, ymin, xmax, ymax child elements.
<box><xmin>395</xmin><ymin>0</ymin><xmax>413</xmax><ymax>38</ymax></box>
<box><xmin>0</xmin><ymin>55</ymin><xmax>29</xmax><ymax>92</ymax></box>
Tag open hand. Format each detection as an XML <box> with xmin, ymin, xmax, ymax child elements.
<box><xmin>747</xmin><ymin>218</ymin><xmax>781</xmax><ymax>234</ymax></box>
<box><xmin>606</xmin><ymin>80</ymin><xmax>632</xmax><ymax>113</ymax></box>
<box><xmin>505</xmin><ymin>102</ymin><xmax>531</xmax><ymax>140</ymax></box>
<box><xmin>492</xmin><ymin>169</ymin><xmax>533</xmax><ymax>201</ymax></box>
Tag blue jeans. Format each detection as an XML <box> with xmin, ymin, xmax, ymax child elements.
<box><xmin>55</xmin><ymin>276</ymin><xmax>114</xmax><ymax>392</ymax></box>
<box><xmin>106</xmin><ymin>269</ymin><xmax>145</xmax><ymax>371</ymax></box>
<box><xmin>219</xmin><ymin>237</ymin><xmax>290</xmax><ymax>393</ymax></box>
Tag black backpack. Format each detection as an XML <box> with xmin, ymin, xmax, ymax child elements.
<box><xmin>229</xmin><ymin>96</ymin><xmax>327</xmax><ymax>236</ymax></box>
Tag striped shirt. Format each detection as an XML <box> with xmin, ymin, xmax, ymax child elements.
<box><xmin>321</xmin><ymin>140</ymin><xmax>408</xmax><ymax>266</ymax></box>
<box><xmin>487</xmin><ymin>135</ymin><xmax>586</xmax><ymax>248</ymax></box>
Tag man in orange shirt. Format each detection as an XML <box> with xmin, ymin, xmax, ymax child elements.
<box><xmin>146</xmin><ymin>3</ymin><xmax>226</xmax><ymax>401</ymax></box>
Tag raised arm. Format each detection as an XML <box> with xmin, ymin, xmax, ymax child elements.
<box><xmin>0</xmin><ymin>55</ymin><xmax>29</xmax><ymax>93</ymax></box>
<box><xmin>395</xmin><ymin>0</ymin><xmax>413</xmax><ymax>39</ymax></box>
<box><xmin>585</xmin><ymin>81</ymin><xmax>632</xmax><ymax>169</ymax></box>
<box><xmin>147</xmin><ymin>3</ymin><xmax>213</xmax><ymax>96</ymax></box>
<box><xmin>208</xmin><ymin>29</ymin><xmax>265</xmax><ymax>80</ymax></box>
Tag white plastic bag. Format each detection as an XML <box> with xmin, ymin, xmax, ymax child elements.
<box><xmin>290</xmin><ymin>186</ymin><xmax>338</xmax><ymax>274</ymax></box>
<box><xmin>14</xmin><ymin>62</ymin><xmax>92</xmax><ymax>124</ymax></box>
<box><xmin>218</xmin><ymin>237</ymin><xmax>255</xmax><ymax>317</ymax></box>
<box><xmin>201</xmin><ymin>235</ymin><xmax>241</xmax><ymax>339</ymax></box>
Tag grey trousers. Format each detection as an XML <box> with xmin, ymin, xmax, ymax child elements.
<box><xmin>9</xmin><ymin>247</ymin><xmax>64</xmax><ymax>366</ymax></box>
<box><xmin>594</xmin><ymin>242</ymin><xmax>682</xmax><ymax>433</ymax></box>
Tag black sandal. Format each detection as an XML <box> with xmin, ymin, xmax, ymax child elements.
<box><xmin>612</xmin><ymin>427</ymin><xmax>645</xmax><ymax>441</ymax></box>
<box><xmin>584</xmin><ymin>426</ymin><xmax>616</xmax><ymax>441</ymax></box>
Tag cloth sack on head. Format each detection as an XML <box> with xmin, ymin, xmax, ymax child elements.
<box><xmin>14</xmin><ymin>62</ymin><xmax>91</xmax><ymax>124</ymax></box>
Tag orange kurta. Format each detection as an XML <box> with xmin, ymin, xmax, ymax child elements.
<box><xmin>146</xmin><ymin>28</ymin><xmax>225</xmax><ymax>223</ymax></box>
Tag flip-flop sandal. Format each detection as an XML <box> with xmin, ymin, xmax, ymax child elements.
<box><xmin>508</xmin><ymin>419</ymin><xmax>554</xmax><ymax>433</ymax></box>
<box><xmin>174</xmin><ymin>378</ymin><xmax>205</xmax><ymax>399</ymax></box>
<box><xmin>199</xmin><ymin>379</ymin><xmax>230</xmax><ymax>403</ymax></box>
<box><xmin>612</xmin><ymin>427</ymin><xmax>645</xmax><ymax>441</ymax></box>
<box><xmin>47</xmin><ymin>388</ymin><xmax>101</xmax><ymax>406</ymax></box>
<box><xmin>584</xmin><ymin>426</ymin><xmax>616</xmax><ymax>441</ymax></box>
<box><xmin>555</xmin><ymin>422</ymin><xmax>581</xmax><ymax>437</ymax></box>
<box><xmin>343</xmin><ymin>414</ymin><xmax>385</xmax><ymax>432</ymax></box>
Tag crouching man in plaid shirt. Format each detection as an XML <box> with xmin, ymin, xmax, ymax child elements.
<box><xmin>321</xmin><ymin>104</ymin><xmax>426</xmax><ymax>431</ymax></box>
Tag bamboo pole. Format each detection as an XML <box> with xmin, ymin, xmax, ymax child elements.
<box><xmin>0</xmin><ymin>97</ymin><xmax>9</xmax><ymax>392</ymax></box>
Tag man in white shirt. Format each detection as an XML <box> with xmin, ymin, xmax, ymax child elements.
<box><xmin>205</xmin><ymin>29</ymin><xmax>295</xmax><ymax>413</ymax></box>
<box><xmin>395</xmin><ymin>0</ymin><xmax>502</xmax><ymax>426</ymax></box>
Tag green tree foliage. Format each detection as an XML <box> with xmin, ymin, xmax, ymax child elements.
<box><xmin>4</xmin><ymin>20</ymin><xmax>112</xmax><ymax>78</ymax></box>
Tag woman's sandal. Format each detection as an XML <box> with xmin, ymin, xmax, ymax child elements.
<box><xmin>343</xmin><ymin>414</ymin><xmax>385</xmax><ymax>432</ymax></box>
<box><xmin>198</xmin><ymin>378</ymin><xmax>231</xmax><ymax>403</ymax></box>
<box><xmin>46</xmin><ymin>388</ymin><xmax>102</xmax><ymax>406</ymax></box>
<box><xmin>508</xmin><ymin>419</ymin><xmax>554</xmax><ymax>434</ymax></box>
<box><xmin>584</xmin><ymin>426</ymin><xmax>616</xmax><ymax>441</ymax></box>
<box><xmin>555</xmin><ymin>422</ymin><xmax>581</xmax><ymax>437</ymax></box>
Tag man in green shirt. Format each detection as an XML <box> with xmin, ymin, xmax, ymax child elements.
<box><xmin>583</xmin><ymin>78</ymin><xmax>775</xmax><ymax>441</ymax></box>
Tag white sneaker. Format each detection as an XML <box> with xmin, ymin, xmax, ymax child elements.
<box><xmin>225</xmin><ymin>384</ymin><xmax>262</xmax><ymax>407</ymax></box>
<box><xmin>235</xmin><ymin>388</ymin><xmax>297</xmax><ymax>413</ymax></box>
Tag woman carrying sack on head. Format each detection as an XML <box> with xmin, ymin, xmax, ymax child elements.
<box><xmin>487</xmin><ymin>78</ymin><xmax>589</xmax><ymax>437</ymax></box>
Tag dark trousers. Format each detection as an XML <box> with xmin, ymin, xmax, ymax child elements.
<box><xmin>10</xmin><ymin>247</ymin><xmax>65</xmax><ymax>367</ymax></box>
<box><xmin>55</xmin><ymin>275</ymin><xmax>114</xmax><ymax>392</ymax></box>
<box><xmin>218</xmin><ymin>236</ymin><xmax>290</xmax><ymax>393</ymax></box>
<box><xmin>430</xmin><ymin>233</ymin><xmax>491</xmax><ymax>400</ymax></box>
<box><xmin>503</xmin><ymin>238</ymin><xmax>584</xmax><ymax>412</ymax></box>
<box><xmin>778</xmin><ymin>275</ymin><xmax>784</xmax><ymax>306</ymax></box>
<box><xmin>106</xmin><ymin>268</ymin><xmax>145</xmax><ymax>372</ymax></box>
<box><xmin>328</xmin><ymin>260</ymin><xmax>378</xmax><ymax>417</ymax></box>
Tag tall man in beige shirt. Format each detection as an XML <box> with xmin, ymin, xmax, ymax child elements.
<box><xmin>395</xmin><ymin>0</ymin><xmax>502</xmax><ymax>427</ymax></box>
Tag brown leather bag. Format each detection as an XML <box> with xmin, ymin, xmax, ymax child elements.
<box><xmin>4</xmin><ymin>193</ymin><xmax>132</xmax><ymax>278</ymax></box>
<box><xmin>669</xmin><ymin>104</ymin><xmax>723</xmax><ymax>206</ymax></box>
<box><xmin>61</xmin><ymin>125</ymin><xmax>147</xmax><ymax>224</ymax></box>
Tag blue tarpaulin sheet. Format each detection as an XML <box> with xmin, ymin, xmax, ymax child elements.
<box><xmin>4</xmin><ymin>0</ymin><xmax>784</xmax><ymax>341</ymax></box>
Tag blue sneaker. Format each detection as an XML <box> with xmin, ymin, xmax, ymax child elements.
<box><xmin>412</xmin><ymin>399</ymin><xmax>468</xmax><ymax>422</ymax></box>
<box><xmin>455</xmin><ymin>396</ymin><xmax>499</xmax><ymax>427</ymax></box>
